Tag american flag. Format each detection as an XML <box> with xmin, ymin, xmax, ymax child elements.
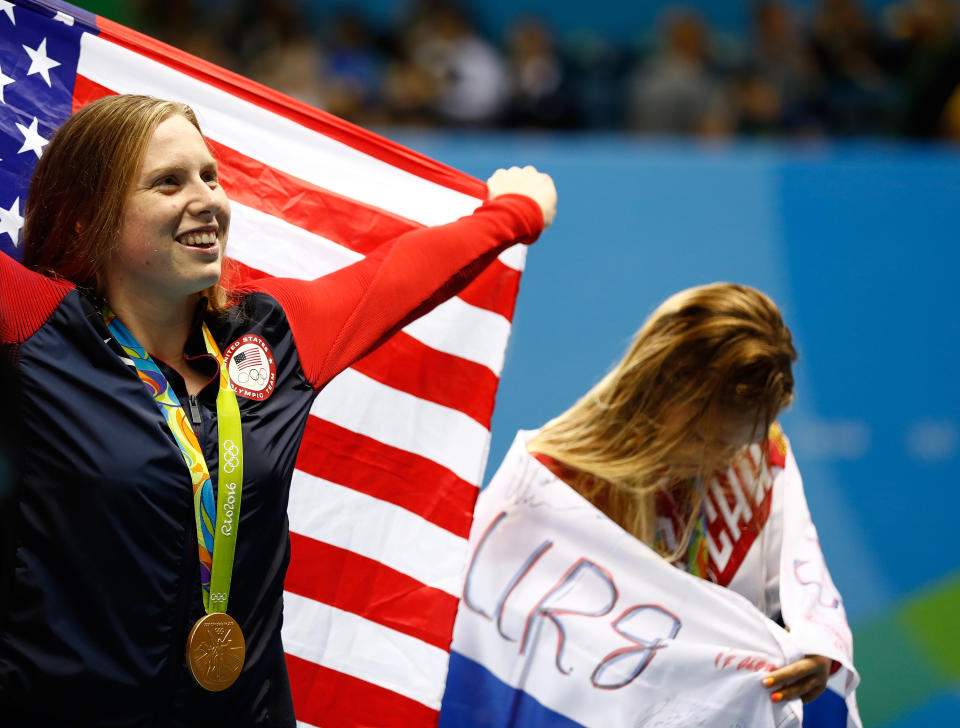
<box><xmin>0</xmin><ymin>2</ymin><xmax>527</xmax><ymax>725</ymax></box>
<box><xmin>233</xmin><ymin>349</ymin><xmax>263</xmax><ymax>370</ymax></box>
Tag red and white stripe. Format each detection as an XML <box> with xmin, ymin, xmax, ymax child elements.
<box><xmin>74</xmin><ymin>17</ymin><xmax>525</xmax><ymax>726</ymax></box>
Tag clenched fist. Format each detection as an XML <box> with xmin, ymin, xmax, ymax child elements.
<box><xmin>487</xmin><ymin>165</ymin><xmax>557</xmax><ymax>229</ymax></box>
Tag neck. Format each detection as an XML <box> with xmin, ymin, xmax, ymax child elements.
<box><xmin>106</xmin><ymin>286</ymin><xmax>199</xmax><ymax>365</ymax></box>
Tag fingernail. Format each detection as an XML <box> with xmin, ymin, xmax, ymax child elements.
<box><xmin>771</xmin><ymin>692</ymin><xmax>783</xmax><ymax>703</ymax></box>
<box><xmin>762</xmin><ymin>677</ymin><xmax>774</xmax><ymax>687</ymax></box>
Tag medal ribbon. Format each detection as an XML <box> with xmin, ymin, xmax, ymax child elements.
<box><xmin>104</xmin><ymin>307</ymin><xmax>242</xmax><ymax>614</ymax></box>
<box><xmin>654</xmin><ymin>478</ymin><xmax>709</xmax><ymax>580</ymax></box>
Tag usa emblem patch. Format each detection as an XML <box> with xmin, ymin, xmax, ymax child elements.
<box><xmin>223</xmin><ymin>334</ymin><xmax>277</xmax><ymax>401</ymax></box>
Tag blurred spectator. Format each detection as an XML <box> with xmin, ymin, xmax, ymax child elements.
<box><xmin>401</xmin><ymin>0</ymin><xmax>510</xmax><ymax>126</ymax></box>
<box><xmin>886</xmin><ymin>0</ymin><xmax>960</xmax><ymax>137</ymax></box>
<box><xmin>114</xmin><ymin>0</ymin><xmax>960</xmax><ymax>141</ymax></box>
<box><xmin>731</xmin><ymin>1</ymin><xmax>822</xmax><ymax>136</ymax></box>
<box><xmin>940</xmin><ymin>83</ymin><xmax>960</xmax><ymax>137</ymax></box>
<box><xmin>321</xmin><ymin>10</ymin><xmax>387</xmax><ymax>124</ymax></box>
<box><xmin>136</xmin><ymin>0</ymin><xmax>235</xmax><ymax>69</ymax></box>
<box><xmin>627</xmin><ymin>8</ymin><xmax>730</xmax><ymax>136</ymax></box>
<box><xmin>566</xmin><ymin>31</ymin><xmax>631</xmax><ymax>129</ymax></box>
<box><xmin>503</xmin><ymin>18</ymin><xmax>579</xmax><ymax>128</ymax></box>
<box><xmin>239</xmin><ymin>0</ymin><xmax>327</xmax><ymax>108</ymax></box>
<box><xmin>809</xmin><ymin>0</ymin><xmax>895</xmax><ymax>134</ymax></box>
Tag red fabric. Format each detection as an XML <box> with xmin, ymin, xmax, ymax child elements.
<box><xmin>226</xmin><ymin>256</ymin><xmax>503</xmax><ymax>424</ymax></box>
<box><xmin>242</xmin><ymin>194</ymin><xmax>543</xmax><ymax>391</ymax></box>
<box><xmin>455</xmin><ymin>258</ymin><xmax>523</xmax><ymax>321</ymax></box>
<box><xmin>209</xmin><ymin>137</ymin><xmax>425</xmax><ymax>256</ymax></box>
<box><xmin>0</xmin><ymin>253</ymin><xmax>74</xmax><ymax>345</ymax></box>
<box><xmin>295</xmin><ymin>417</ymin><xmax>477</xmax><ymax>539</ymax></box>
<box><xmin>352</xmin><ymin>331</ymin><xmax>500</xmax><ymax>428</ymax></box>
<box><xmin>531</xmin><ymin>451</ymin><xmax>578</xmax><ymax>483</ymax></box>
<box><xmin>286</xmin><ymin>532</ymin><xmax>459</xmax><ymax>650</ymax></box>
<box><xmin>286</xmin><ymin>655</ymin><xmax>439</xmax><ymax>728</ymax></box>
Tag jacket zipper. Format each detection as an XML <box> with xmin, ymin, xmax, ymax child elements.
<box><xmin>167</xmin><ymin>394</ymin><xmax>203</xmax><ymax>717</ymax></box>
<box><xmin>187</xmin><ymin>395</ymin><xmax>203</xmax><ymax>437</ymax></box>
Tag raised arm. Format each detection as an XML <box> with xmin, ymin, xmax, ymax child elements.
<box><xmin>246</xmin><ymin>167</ymin><xmax>556</xmax><ymax>390</ymax></box>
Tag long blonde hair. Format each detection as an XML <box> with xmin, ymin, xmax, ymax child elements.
<box><xmin>22</xmin><ymin>94</ymin><xmax>227</xmax><ymax>309</ymax></box>
<box><xmin>528</xmin><ymin>283</ymin><xmax>796</xmax><ymax>553</ymax></box>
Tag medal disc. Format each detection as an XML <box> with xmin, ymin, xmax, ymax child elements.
<box><xmin>186</xmin><ymin>612</ymin><xmax>246</xmax><ymax>691</ymax></box>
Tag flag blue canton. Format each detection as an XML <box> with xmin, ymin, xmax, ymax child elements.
<box><xmin>0</xmin><ymin>0</ymin><xmax>92</xmax><ymax>259</ymax></box>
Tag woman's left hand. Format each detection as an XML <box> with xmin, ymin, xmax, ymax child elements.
<box><xmin>486</xmin><ymin>165</ymin><xmax>557</xmax><ymax>229</ymax></box>
<box><xmin>762</xmin><ymin>654</ymin><xmax>833</xmax><ymax>704</ymax></box>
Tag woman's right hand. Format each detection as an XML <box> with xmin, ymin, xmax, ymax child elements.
<box><xmin>762</xmin><ymin>654</ymin><xmax>833</xmax><ymax>704</ymax></box>
<box><xmin>486</xmin><ymin>165</ymin><xmax>557</xmax><ymax>229</ymax></box>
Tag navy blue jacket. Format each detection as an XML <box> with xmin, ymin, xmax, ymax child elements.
<box><xmin>0</xmin><ymin>196</ymin><xmax>541</xmax><ymax>726</ymax></box>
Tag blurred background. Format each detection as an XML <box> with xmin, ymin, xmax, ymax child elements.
<box><xmin>73</xmin><ymin>1</ymin><xmax>959</xmax><ymax>725</ymax></box>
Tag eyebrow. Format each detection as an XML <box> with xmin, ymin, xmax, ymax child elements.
<box><xmin>141</xmin><ymin>160</ymin><xmax>219</xmax><ymax>178</ymax></box>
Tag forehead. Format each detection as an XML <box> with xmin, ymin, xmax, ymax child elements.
<box><xmin>139</xmin><ymin>114</ymin><xmax>214</xmax><ymax>170</ymax></box>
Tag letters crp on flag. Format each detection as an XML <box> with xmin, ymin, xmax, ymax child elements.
<box><xmin>0</xmin><ymin>1</ymin><xmax>527</xmax><ymax>725</ymax></box>
<box><xmin>440</xmin><ymin>431</ymin><xmax>862</xmax><ymax>728</ymax></box>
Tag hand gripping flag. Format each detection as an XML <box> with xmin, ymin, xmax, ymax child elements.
<box><xmin>440</xmin><ymin>431</ymin><xmax>862</xmax><ymax>728</ymax></box>
<box><xmin>0</xmin><ymin>2</ymin><xmax>527</xmax><ymax>725</ymax></box>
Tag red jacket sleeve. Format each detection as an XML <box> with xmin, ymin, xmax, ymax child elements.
<box><xmin>240</xmin><ymin>194</ymin><xmax>543</xmax><ymax>390</ymax></box>
<box><xmin>0</xmin><ymin>251</ymin><xmax>74</xmax><ymax>345</ymax></box>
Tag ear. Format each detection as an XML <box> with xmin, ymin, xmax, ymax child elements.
<box><xmin>73</xmin><ymin>220</ymin><xmax>85</xmax><ymax>236</ymax></box>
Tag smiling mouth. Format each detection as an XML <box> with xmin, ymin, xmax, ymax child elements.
<box><xmin>178</xmin><ymin>231</ymin><xmax>218</xmax><ymax>248</ymax></box>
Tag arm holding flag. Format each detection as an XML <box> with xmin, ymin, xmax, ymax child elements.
<box><xmin>1</xmin><ymin>2</ymin><xmax>564</xmax><ymax>722</ymax></box>
<box><xmin>241</xmin><ymin>167</ymin><xmax>555</xmax><ymax>391</ymax></box>
<box><xmin>0</xmin><ymin>0</ymin><xmax>558</xmax><ymax>713</ymax></box>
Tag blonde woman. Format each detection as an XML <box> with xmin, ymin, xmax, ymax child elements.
<box><xmin>443</xmin><ymin>283</ymin><xmax>858</xmax><ymax>726</ymax></box>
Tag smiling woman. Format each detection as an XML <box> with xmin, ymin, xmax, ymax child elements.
<box><xmin>0</xmin><ymin>94</ymin><xmax>556</xmax><ymax>726</ymax></box>
<box><xmin>108</xmin><ymin>115</ymin><xmax>230</xmax><ymax>305</ymax></box>
<box><xmin>23</xmin><ymin>98</ymin><xmax>215</xmax><ymax>297</ymax></box>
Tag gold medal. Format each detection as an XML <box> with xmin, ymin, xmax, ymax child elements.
<box><xmin>186</xmin><ymin>612</ymin><xmax>246</xmax><ymax>691</ymax></box>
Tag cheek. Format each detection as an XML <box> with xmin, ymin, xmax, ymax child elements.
<box><xmin>117</xmin><ymin>213</ymin><xmax>169</xmax><ymax>262</ymax></box>
<box><xmin>134</xmin><ymin>203</ymin><xmax>179</xmax><ymax>237</ymax></box>
<box><xmin>218</xmin><ymin>197</ymin><xmax>231</xmax><ymax>229</ymax></box>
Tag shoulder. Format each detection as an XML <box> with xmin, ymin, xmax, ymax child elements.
<box><xmin>0</xmin><ymin>253</ymin><xmax>75</xmax><ymax>345</ymax></box>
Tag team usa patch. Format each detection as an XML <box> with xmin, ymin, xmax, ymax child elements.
<box><xmin>223</xmin><ymin>334</ymin><xmax>277</xmax><ymax>401</ymax></box>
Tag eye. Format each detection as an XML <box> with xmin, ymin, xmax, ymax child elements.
<box><xmin>153</xmin><ymin>175</ymin><xmax>178</xmax><ymax>188</ymax></box>
<box><xmin>202</xmin><ymin>169</ymin><xmax>220</xmax><ymax>186</ymax></box>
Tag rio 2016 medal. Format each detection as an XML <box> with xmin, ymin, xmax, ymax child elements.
<box><xmin>186</xmin><ymin>612</ymin><xmax>246</xmax><ymax>691</ymax></box>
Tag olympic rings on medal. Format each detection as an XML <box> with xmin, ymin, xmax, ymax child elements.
<box><xmin>222</xmin><ymin>439</ymin><xmax>240</xmax><ymax>474</ymax></box>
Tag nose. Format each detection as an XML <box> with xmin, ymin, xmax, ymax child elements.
<box><xmin>187</xmin><ymin>176</ymin><xmax>227</xmax><ymax>219</ymax></box>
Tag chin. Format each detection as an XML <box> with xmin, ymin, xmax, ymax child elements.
<box><xmin>198</xmin><ymin>260</ymin><xmax>224</xmax><ymax>287</ymax></box>
<box><xmin>182</xmin><ymin>271</ymin><xmax>222</xmax><ymax>300</ymax></box>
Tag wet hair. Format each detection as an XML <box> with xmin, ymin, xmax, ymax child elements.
<box><xmin>22</xmin><ymin>94</ymin><xmax>227</xmax><ymax>308</ymax></box>
<box><xmin>528</xmin><ymin>282</ymin><xmax>797</xmax><ymax>552</ymax></box>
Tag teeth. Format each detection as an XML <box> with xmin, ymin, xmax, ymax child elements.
<box><xmin>180</xmin><ymin>231</ymin><xmax>217</xmax><ymax>246</ymax></box>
